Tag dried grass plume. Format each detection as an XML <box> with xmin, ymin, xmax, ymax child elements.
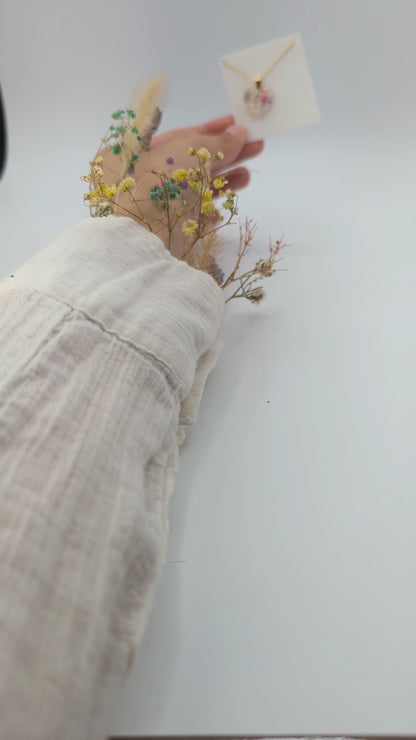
<box><xmin>121</xmin><ymin>73</ymin><xmax>166</xmax><ymax>171</ymax></box>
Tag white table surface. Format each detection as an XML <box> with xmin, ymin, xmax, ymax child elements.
<box><xmin>106</xmin><ymin>137</ymin><xmax>416</xmax><ymax>738</ymax></box>
<box><xmin>1</xmin><ymin>1</ymin><xmax>416</xmax><ymax>737</ymax></box>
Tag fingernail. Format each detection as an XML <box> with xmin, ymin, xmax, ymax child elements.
<box><xmin>225</xmin><ymin>124</ymin><xmax>248</xmax><ymax>140</ymax></box>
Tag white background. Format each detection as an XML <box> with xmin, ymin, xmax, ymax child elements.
<box><xmin>1</xmin><ymin>1</ymin><xmax>416</xmax><ymax>737</ymax></box>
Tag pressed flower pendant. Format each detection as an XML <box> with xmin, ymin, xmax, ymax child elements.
<box><xmin>244</xmin><ymin>79</ymin><xmax>273</xmax><ymax>119</ymax></box>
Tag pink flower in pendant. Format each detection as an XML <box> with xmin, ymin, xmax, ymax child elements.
<box><xmin>260</xmin><ymin>91</ymin><xmax>272</xmax><ymax>104</ymax></box>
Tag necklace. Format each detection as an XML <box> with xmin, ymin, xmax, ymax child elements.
<box><xmin>221</xmin><ymin>40</ymin><xmax>296</xmax><ymax>120</ymax></box>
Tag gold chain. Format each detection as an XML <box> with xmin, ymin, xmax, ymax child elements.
<box><xmin>221</xmin><ymin>40</ymin><xmax>296</xmax><ymax>84</ymax></box>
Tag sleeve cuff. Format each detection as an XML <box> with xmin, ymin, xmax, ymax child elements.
<box><xmin>2</xmin><ymin>216</ymin><xmax>225</xmax><ymax>400</ymax></box>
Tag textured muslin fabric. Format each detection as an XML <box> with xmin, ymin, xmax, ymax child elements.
<box><xmin>0</xmin><ymin>216</ymin><xmax>224</xmax><ymax>739</ymax></box>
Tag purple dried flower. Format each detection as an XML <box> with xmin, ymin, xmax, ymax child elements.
<box><xmin>179</xmin><ymin>181</ymin><xmax>189</xmax><ymax>190</ymax></box>
<box><xmin>166</xmin><ymin>156</ymin><xmax>175</xmax><ymax>165</ymax></box>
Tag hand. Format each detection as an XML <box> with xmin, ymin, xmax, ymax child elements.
<box><xmin>101</xmin><ymin>115</ymin><xmax>264</xmax><ymax>258</ymax></box>
<box><xmin>151</xmin><ymin>114</ymin><xmax>263</xmax><ymax>192</ymax></box>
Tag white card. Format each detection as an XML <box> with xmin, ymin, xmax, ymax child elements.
<box><xmin>220</xmin><ymin>34</ymin><xmax>320</xmax><ymax>140</ymax></box>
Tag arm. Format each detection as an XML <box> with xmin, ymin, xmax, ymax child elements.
<box><xmin>0</xmin><ymin>215</ymin><xmax>222</xmax><ymax>739</ymax></box>
<box><xmin>0</xmin><ymin>117</ymin><xmax>263</xmax><ymax>739</ymax></box>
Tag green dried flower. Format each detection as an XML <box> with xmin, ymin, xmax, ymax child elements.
<box><xmin>150</xmin><ymin>186</ymin><xmax>164</xmax><ymax>201</ymax></box>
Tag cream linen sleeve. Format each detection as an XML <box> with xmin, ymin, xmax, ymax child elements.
<box><xmin>0</xmin><ymin>216</ymin><xmax>224</xmax><ymax>740</ymax></box>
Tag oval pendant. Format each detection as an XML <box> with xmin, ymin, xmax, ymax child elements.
<box><xmin>244</xmin><ymin>83</ymin><xmax>273</xmax><ymax>119</ymax></box>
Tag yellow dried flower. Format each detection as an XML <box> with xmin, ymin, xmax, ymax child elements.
<box><xmin>201</xmin><ymin>191</ymin><xmax>215</xmax><ymax>214</ymax></box>
<box><xmin>187</xmin><ymin>167</ymin><xmax>196</xmax><ymax>178</ymax></box>
<box><xmin>202</xmin><ymin>201</ymin><xmax>216</xmax><ymax>215</ymax></box>
<box><xmin>85</xmin><ymin>192</ymin><xmax>99</xmax><ymax>207</ymax></box>
<box><xmin>172</xmin><ymin>168</ymin><xmax>188</xmax><ymax>182</ymax></box>
<box><xmin>213</xmin><ymin>176</ymin><xmax>227</xmax><ymax>189</ymax></box>
<box><xmin>223</xmin><ymin>198</ymin><xmax>235</xmax><ymax>211</ymax></box>
<box><xmin>215</xmin><ymin>151</ymin><xmax>224</xmax><ymax>160</ymax></box>
<box><xmin>94</xmin><ymin>156</ymin><xmax>104</xmax><ymax>165</ymax></box>
<box><xmin>105</xmin><ymin>185</ymin><xmax>117</xmax><ymax>198</ymax></box>
<box><xmin>196</xmin><ymin>147</ymin><xmax>211</xmax><ymax>162</ymax></box>
<box><xmin>222</xmin><ymin>187</ymin><xmax>237</xmax><ymax>212</ymax></box>
<box><xmin>181</xmin><ymin>218</ymin><xmax>198</xmax><ymax>236</ymax></box>
<box><xmin>255</xmin><ymin>259</ymin><xmax>275</xmax><ymax>277</ymax></box>
<box><xmin>93</xmin><ymin>165</ymin><xmax>104</xmax><ymax>178</ymax></box>
<box><xmin>81</xmin><ymin>175</ymin><xmax>91</xmax><ymax>182</ymax></box>
<box><xmin>119</xmin><ymin>177</ymin><xmax>136</xmax><ymax>192</ymax></box>
<box><xmin>247</xmin><ymin>287</ymin><xmax>266</xmax><ymax>304</ymax></box>
<box><xmin>188</xmin><ymin>147</ymin><xmax>196</xmax><ymax>156</ymax></box>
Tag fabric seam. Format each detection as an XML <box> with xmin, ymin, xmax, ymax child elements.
<box><xmin>3</xmin><ymin>286</ymin><xmax>183</xmax><ymax>396</ymax></box>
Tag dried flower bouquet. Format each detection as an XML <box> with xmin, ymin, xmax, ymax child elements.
<box><xmin>82</xmin><ymin>75</ymin><xmax>286</xmax><ymax>304</ymax></box>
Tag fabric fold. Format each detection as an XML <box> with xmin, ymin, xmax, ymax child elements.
<box><xmin>1</xmin><ymin>216</ymin><xmax>224</xmax><ymax>401</ymax></box>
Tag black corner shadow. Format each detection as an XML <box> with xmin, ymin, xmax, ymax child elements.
<box><xmin>0</xmin><ymin>84</ymin><xmax>7</xmax><ymax>180</ymax></box>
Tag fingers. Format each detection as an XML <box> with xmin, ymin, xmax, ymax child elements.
<box><xmin>220</xmin><ymin>166</ymin><xmax>251</xmax><ymax>192</ymax></box>
<box><xmin>150</xmin><ymin>116</ymin><xmax>265</xmax><ymax>176</ymax></box>
<box><xmin>212</xmin><ymin>138</ymin><xmax>265</xmax><ymax>172</ymax></box>
<box><xmin>186</xmin><ymin>119</ymin><xmax>264</xmax><ymax>166</ymax></box>
<box><xmin>193</xmin><ymin>115</ymin><xmax>235</xmax><ymax>134</ymax></box>
<box><xmin>233</xmin><ymin>137</ymin><xmax>264</xmax><ymax>163</ymax></box>
<box><xmin>151</xmin><ymin>115</ymin><xmax>235</xmax><ymax>148</ymax></box>
<box><xmin>204</xmin><ymin>124</ymin><xmax>250</xmax><ymax>169</ymax></box>
<box><xmin>207</xmin><ymin>125</ymin><xmax>265</xmax><ymax>170</ymax></box>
